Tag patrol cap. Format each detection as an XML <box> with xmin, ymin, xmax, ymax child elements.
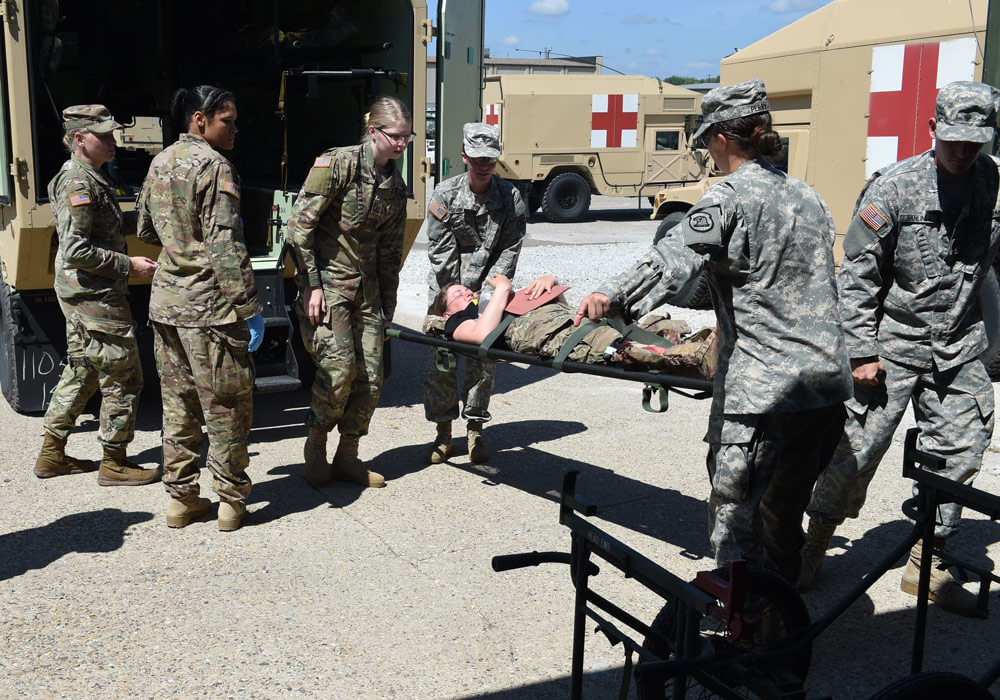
<box><xmin>934</xmin><ymin>81</ymin><xmax>999</xmax><ymax>143</ymax></box>
<box><xmin>692</xmin><ymin>79</ymin><xmax>771</xmax><ymax>142</ymax></box>
<box><xmin>463</xmin><ymin>122</ymin><xmax>500</xmax><ymax>159</ymax></box>
<box><xmin>62</xmin><ymin>104</ymin><xmax>122</xmax><ymax>134</ymax></box>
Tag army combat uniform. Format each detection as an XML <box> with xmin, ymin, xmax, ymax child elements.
<box><xmin>287</xmin><ymin>140</ymin><xmax>406</xmax><ymax>440</ymax></box>
<box><xmin>423</xmin><ymin>171</ymin><xmax>525</xmax><ymax>424</ymax></box>
<box><xmin>44</xmin><ymin>155</ymin><xmax>143</xmax><ymax>453</ymax></box>
<box><xmin>137</xmin><ymin>133</ymin><xmax>260</xmax><ymax>506</ymax></box>
<box><xmin>597</xmin><ymin>141</ymin><xmax>851</xmax><ymax>581</ymax></box>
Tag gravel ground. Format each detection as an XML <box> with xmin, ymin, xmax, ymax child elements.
<box><xmin>0</xmin><ymin>196</ymin><xmax>997</xmax><ymax>699</ymax></box>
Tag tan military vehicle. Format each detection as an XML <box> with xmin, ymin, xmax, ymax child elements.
<box><xmin>483</xmin><ymin>74</ymin><xmax>710</xmax><ymax>222</ymax></box>
<box><xmin>0</xmin><ymin>0</ymin><xmax>482</xmax><ymax>413</ymax></box>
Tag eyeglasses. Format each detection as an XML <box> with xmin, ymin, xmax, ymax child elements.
<box><xmin>376</xmin><ymin>126</ymin><xmax>415</xmax><ymax>144</ymax></box>
<box><xmin>468</xmin><ymin>157</ymin><xmax>497</xmax><ymax>167</ymax></box>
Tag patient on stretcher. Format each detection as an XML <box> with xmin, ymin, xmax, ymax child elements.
<box><xmin>432</xmin><ymin>274</ymin><xmax>717</xmax><ymax>379</ymax></box>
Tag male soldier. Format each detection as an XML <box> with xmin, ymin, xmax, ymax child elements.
<box><xmin>799</xmin><ymin>82</ymin><xmax>1000</xmax><ymax>617</ymax></box>
<box><xmin>34</xmin><ymin>105</ymin><xmax>160</xmax><ymax>486</ymax></box>
<box><xmin>424</xmin><ymin>123</ymin><xmax>526</xmax><ymax>463</ymax></box>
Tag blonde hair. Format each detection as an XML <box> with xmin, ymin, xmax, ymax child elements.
<box><xmin>62</xmin><ymin>127</ymin><xmax>88</xmax><ymax>153</ymax></box>
<box><xmin>362</xmin><ymin>95</ymin><xmax>411</xmax><ymax>142</ymax></box>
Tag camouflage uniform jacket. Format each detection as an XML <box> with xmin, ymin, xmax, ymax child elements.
<box><xmin>286</xmin><ymin>141</ymin><xmax>407</xmax><ymax>321</ymax></box>
<box><xmin>137</xmin><ymin>133</ymin><xmax>260</xmax><ymax>326</ymax></box>
<box><xmin>48</xmin><ymin>155</ymin><xmax>132</xmax><ymax>329</ymax></box>
<box><xmin>597</xmin><ymin>158</ymin><xmax>852</xmax><ymax>419</ymax></box>
<box><xmin>838</xmin><ymin>150</ymin><xmax>1000</xmax><ymax>372</ymax></box>
<box><xmin>425</xmin><ymin>172</ymin><xmax>525</xmax><ymax>296</ymax></box>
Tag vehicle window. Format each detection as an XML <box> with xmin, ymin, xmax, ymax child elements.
<box><xmin>655</xmin><ymin>131</ymin><xmax>679</xmax><ymax>151</ymax></box>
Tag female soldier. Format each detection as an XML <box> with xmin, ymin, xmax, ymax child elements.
<box><xmin>288</xmin><ymin>95</ymin><xmax>410</xmax><ymax>488</ymax></box>
<box><xmin>576</xmin><ymin>79</ymin><xmax>853</xmax><ymax>583</ymax></box>
<box><xmin>138</xmin><ymin>86</ymin><xmax>264</xmax><ymax>531</ymax></box>
<box><xmin>34</xmin><ymin>105</ymin><xmax>159</xmax><ymax>487</ymax></box>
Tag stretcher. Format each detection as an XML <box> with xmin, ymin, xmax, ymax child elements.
<box><xmin>386</xmin><ymin>324</ymin><xmax>713</xmax><ymax>413</ymax></box>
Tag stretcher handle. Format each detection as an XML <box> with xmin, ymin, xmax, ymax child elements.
<box><xmin>491</xmin><ymin>551</ymin><xmax>599</xmax><ymax>576</ymax></box>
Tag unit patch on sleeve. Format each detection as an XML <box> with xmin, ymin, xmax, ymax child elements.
<box><xmin>68</xmin><ymin>191</ymin><xmax>92</xmax><ymax>207</ymax></box>
<box><xmin>688</xmin><ymin>211</ymin><xmax>714</xmax><ymax>232</ymax></box>
<box><xmin>313</xmin><ymin>155</ymin><xmax>333</xmax><ymax>168</ymax></box>
<box><xmin>429</xmin><ymin>200</ymin><xmax>447</xmax><ymax>221</ymax></box>
<box><xmin>860</xmin><ymin>204</ymin><xmax>888</xmax><ymax>232</ymax></box>
<box><xmin>222</xmin><ymin>179</ymin><xmax>241</xmax><ymax>198</ymax></box>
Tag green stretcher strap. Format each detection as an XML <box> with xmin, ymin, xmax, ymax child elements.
<box><xmin>607</xmin><ymin>316</ymin><xmax>676</xmax><ymax>349</ymax></box>
<box><xmin>434</xmin><ymin>346</ymin><xmax>456</xmax><ymax>372</ymax></box>
<box><xmin>552</xmin><ymin>319</ymin><xmax>602</xmax><ymax>372</ymax></box>
<box><xmin>642</xmin><ymin>382</ymin><xmax>669</xmax><ymax>413</ymax></box>
<box><xmin>478</xmin><ymin>313</ymin><xmax>517</xmax><ymax>360</ymax></box>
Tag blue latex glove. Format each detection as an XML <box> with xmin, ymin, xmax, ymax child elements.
<box><xmin>247</xmin><ymin>313</ymin><xmax>264</xmax><ymax>352</ymax></box>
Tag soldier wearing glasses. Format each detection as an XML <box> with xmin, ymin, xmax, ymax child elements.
<box><xmin>423</xmin><ymin>123</ymin><xmax>526</xmax><ymax>465</ymax></box>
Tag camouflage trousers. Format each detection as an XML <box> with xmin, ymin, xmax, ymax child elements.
<box><xmin>153</xmin><ymin>322</ymin><xmax>254</xmax><ymax>503</ymax></box>
<box><xmin>44</xmin><ymin>299</ymin><xmax>142</xmax><ymax>448</ymax></box>
<box><xmin>423</xmin><ymin>350</ymin><xmax>495</xmax><ymax>424</ymax></box>
<box><xmin>297</xmin><ymin>289</ymin><xmax>383</xmax><ymax>437</ymax></box>
<box><xmin>808</xmin><ymin>355</ymin><xmax>992</xmax><ymax>538</ymax></box>
<box><xmin>707</xmin><ymin>403</ymin><xmax>845</xmax><ymax>583</ymax></box>
<box><xmin>505</xmin><ymin>303</ymin><xmax>621</xmax><ymax>363</ymax></box>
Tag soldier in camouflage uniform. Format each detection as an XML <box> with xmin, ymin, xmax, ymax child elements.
<box><xmin>34</xmin><ymin>105</ymin><xmax>160</xmax><ymax>487</ymax></box>
<box><xmin>138</xmin><ymin>86</ymin><xmax>264</xmax><ymax>532</ymax></box>
<box><xmin>424</xmin><ymin>123</ymin><xmax>526</xmax><ymax>464</ymax></box>
<box><xmin>799</xmin><ymin>82</ymin><xmax>1000</xmax><ymax>616</ymax></box>
<box><xmin>577</xmin><ymin>80</ymin><xmax>853</xmax><ymax>582</ymax></box>
<box><xmin>287</xmin><ymin>95</ymin><xmax>410</xmax><ymax>489</ymax></box>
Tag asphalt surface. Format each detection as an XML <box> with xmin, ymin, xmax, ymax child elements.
<box><xmin>1</xmin><ymin>196</ymin><xmax>998</xmax><ymax>699</ymax></box>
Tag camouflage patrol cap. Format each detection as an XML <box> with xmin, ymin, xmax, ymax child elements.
<box><xmin>934</xmin><ymin>81</ymin><xmax>999</xmax><ymax>143</ymax></box>
<box><xmin>463</xmin><ymin>122</ymin><xmax>500</xmax><ymax>159</ymax></box>
<box><xmin>692</xmin><ymin>79</ymin><xmax>771</xmax><ymax>141</ymax></box>
<box><xmin>62</xmin><ymin>105</ymin><xmax>122</xmax><ymax>134</ymax></box>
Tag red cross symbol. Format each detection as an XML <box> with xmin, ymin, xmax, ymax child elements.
<box><xmin>591</xmin><ymin>94</ymin><xmax>638</xmax><ymax>148</ymax></box>
<box><xmin>485</xmin><ymin>103</ymin><xmax>499</xmax><ymax>126</ymax></box>
<box><xmin>868</xmin><ymin>42</ymin><xmax>940</xmax><ymax>162</ymax></box>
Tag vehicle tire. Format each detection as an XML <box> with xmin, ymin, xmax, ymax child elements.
<box><xmin>515</xmin><ymin>182</ymin><xmax>541</xmax><ymax>215</ymax></box>
<box><xmin>636</xmin><ymin>566</ymin><xmax>812</xmax><ymax>700</ymax></box>
<box><xmin>979</xmin><ymin>267</ymin><xmax>1000</xmax><ymax>380</ymax></box>
<box><xmin>866</xmin><ymin>671</ymin><xmax>994</xmax><ymax>700</ymax></box>
<box><xmin>652</xmin><ymin>211</ymin><xmax>686</xmax><ymax>245</ymax></box>
<box><xmin>0</xmin><ymin>274</ymin><xmax>20</xmax><ymax>411</ymax></box>
<box><xmin>541</xmin><ymin>172</ymin><xmax>591</xmax><ymax>222</ymax></box>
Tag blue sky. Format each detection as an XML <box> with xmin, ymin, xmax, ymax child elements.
<box><xmin>428</xmin><ymin>0</ymin><xmax>829</xmax><ymax>79</ymax></box>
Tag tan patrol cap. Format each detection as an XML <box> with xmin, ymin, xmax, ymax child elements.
<box><xmin>62</xmin><ymin>105</ymin><xmax>122</xmax><ymax>134</ymax></box>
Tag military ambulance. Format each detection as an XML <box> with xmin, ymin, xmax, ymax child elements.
<box><xmin>0</xmin><ymin>0</ymin><xmax>483</xmax><ymax>413</ymax></box>
<box><xmin>482</xmin><ymin>74</ymin><xmax>710</xmax><ymax>222</ymax></box>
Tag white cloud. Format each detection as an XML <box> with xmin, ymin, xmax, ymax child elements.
<box><xmin>645</xmin><ymin>48</ymin><xmax>659</xmax><ymax>56</ymax></box>
<box><xmin>502</xmin><ymin>35</ymin><xmax>519</xmax><ymax>46</ymax></box>
<box><xmin>760</xmin><ymin>0</ymin><xmax>823</xmax><ymax>12</ymax></box>
<box><xmin>623</xmin><ymin>15</ymin><xmax>656</xmax><ymax>24</ymax></box>
<box><xmin>526</xmin><ymin>0</ymin><xmax>570</xmax><ymax>17</ymax></box>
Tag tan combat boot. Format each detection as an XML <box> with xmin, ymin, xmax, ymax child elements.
<box><xmin>97</xmin><ymin>446</ymin><xmax>160</xmax><ymax>486</ymax></box>
<box><xmin>797</xmin><ymin>519</ymin><xmax>837</xmax><ymax>592</ymax></box>
<box><xmin>218</xmin><ymin>501</ymin><xmax>247</xmax><ymax>532</ymax></box>
<box><xmin>33</xmin><ymin>432</ymin><xmax>97</xmax><ymax>478</ymax></box>
<box><xmin>467</xmin><ymin>421</ymin><xmax>489</xmax><ymax>464</ymax></box>
<box><xmin>900</xmin><ymin>537</ymin><xmax>983</xmax><ymax>618</ymax></box>
<box><xmin>166</xmin><ymin>496</ymin><xmax>212</xmax><ymax>528</ymax></box>
<box><xmin>303</xmin><ymin>427</ymin><xmax>331</xmax><ymax>486</ymax></box>
<box><xmin>427</xmin><ymin>421</ymin><xmax>453</xmax><ymax>464</ymax></box>
<box><xmin>331</xmin><ymin>437</ymin><xmax>385</xmax><ymax>488</ymax></box>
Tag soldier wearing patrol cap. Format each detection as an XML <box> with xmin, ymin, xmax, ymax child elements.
<box><xmin>33</xmin><ymin>105</ymin><xmax>161</xmax><ymax>487</ymax></box>
<box><xmin>423</xmin><ymin>122</ymin><xmax>526</xmax><ymax>465</ymax></box>
<box><xmin>800</xmin><ymin>81</ymin><xmax>1000</xmax><ymax>617</ymax></box>
<box><xmin>576</xmin><ymin>79</ymin><xmax>852</xmax><ymax>584</ymax></box>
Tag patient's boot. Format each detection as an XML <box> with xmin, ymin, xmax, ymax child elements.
<box><xmin>303</xmin><ymin>427</ymin><xmax>331</xmax><ymax>486</ymax></box>
<box><xmin>467</xmin><ymin>420</ymin><xmax>489</xmax><ymax>464</ymax></box>
<box><xmin>900</xmin><ymin>537</ymin><xmax>983</xmax><ymax>618</ymax></box>
<box><xmin>797</xmin><ymin>519</ymin><xmax>836</xmax><ymax>592</ymax></box>
<box><xmin>427</xmin><ymin>421</ymin><xmax>453</xmax><ymax>464</ymax></box>
<box><xmin>331</xmin><ymin>437</ymin><xmax>385</xmax><ymax>488</ymax></box>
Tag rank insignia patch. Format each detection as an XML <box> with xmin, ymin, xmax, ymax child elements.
<box><xmin>860</xmin><ymin>204</ymin><xmax>888</xmax><ymax>231</ymax></box>
<box><xmin>69</xmin><ymin>191</ymin><xmax>92</xmax><ymax>207</ymax></box>
<box><xmin>429</xmin><ymin>200</ymin><xmax>447</xmax><ymax>220</ymax></box>
<box><xmin>313</xmin><ymin>156</ymin><xmax>333</xmax><ymax>168</ymax></box>
<box><xmin>222</xmin><ymin>179</ymin><xmax>240</xmax><ymax>198</ymax></box>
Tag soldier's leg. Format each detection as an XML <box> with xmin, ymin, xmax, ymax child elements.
<box><xmin>706</xmin><ymin>417</ymin><xmax>766</xmax><ymax>568</ymax></box>
<box><xmin>423</xmin><ymin>348</ymin><xmax>461</xmax><ymax>422</ymax></box>
<box><xmin>337</xmin><ymin>296</ymin><xmax>383</xmax><ymax>439</ymax></box>
<box><xmin>43</xmin><ymin>316</ymin><xmax>99</xmax><ymax>441</ymax></box>
<box><xmin>460</xmin><ymin>358</ymin><xmax>495</xmax><ymax>423</ymax></box>
<box><xmin>154</xmin><ymin>322</ymin><xmax>206</xmax><ymax>500</ymax></box>
<box><xmin>301</xmin><ymin>293</ymin><xmax>356</xmax><ymax>431</ymax></box>
<box><xmin>87</xmin><ymin>329</ymin><xmax>143</xmax><ymax>450</ymax></box>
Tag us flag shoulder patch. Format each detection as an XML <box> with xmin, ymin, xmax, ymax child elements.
<box><xmin>313</xmin><ymin>155</ymin><xmax>333</xmax><ymax>168</ymax></box>
<box><xmin>222</xmin><ymin>179</ymin><xmax>240</xmax><ymax>198</ymax></box>
<box><xmin>860</xmin><ymin>204</ymin><xmax>888</xmax><ymax>232</ymax></box>
<box><xmin>68</xmin><ymin>191</ymin><xmax>92</xmax><ymax>207</ymax></box>
<box><xmin>429</xmin><ymin>200</ymin><xmax>447</xmax><ymax>220</ymax></box>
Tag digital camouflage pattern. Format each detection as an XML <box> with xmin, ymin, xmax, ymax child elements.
<box><xmin>287</xmin><ymin>141</ymin><xmax>407</xmax><ymax>435</ymax></box>
<box><xmin>153</xmin><ymin>322</ymin><xmax>253</xmax><ymax>503</ymax></box>
<box><xmin>933</xmin><ymin>81</ymin><xmax>999</xmax><ymax>144</ymax></box>
<box><xmin>423</xmin><ymin>170</ymin><xmax>525</xmax><ymax>423</ymax></box>
<box><xmin>44</xmin><ymin>155</ymin><xmax>141</xmax><ymax>449</ymax></box>
<box><xmin>137</xmin><ymin>133</ymin><xmax>261</xmax><ymax>326</ymax></box>
<box><xmin>462</xmin><ymin>122</ymin><xmax>501</xmax><ymax>159</ymax></box>
<box><xmin>808</xmin><ymin>142</ymin><xmax>1000</xmax><ymax>537</ymax></box>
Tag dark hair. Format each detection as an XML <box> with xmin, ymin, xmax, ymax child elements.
<box><xmin>432</xmin><ymin>284</ymin><xmax>456</xmax><ymax>316</ymax></box>
<box><xmin>170</xmin><ymin>85</ymin><xmax>236</xmax><ymax>129</ymax></box>
<box><xmin>703</xmin><ymin>112</ymin><xmax>782</xmax><ymax>161</ymax></box>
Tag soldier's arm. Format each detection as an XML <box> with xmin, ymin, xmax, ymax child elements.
<box><xmin>377</xmin><ymin>194</ymin><xmax>407</xmax><ymax>323</ymax></box>
<box><xmin>136</xmin><ymin>178</ymin><xmax>161</xmax><ymax>247</ymax></box>
<box><xmin>426</xmin><ymin>187</ymin><xmax>461</xmax><ymax>289</ymax></box>
<box><xmin>58</xmin><ymin>183</ymin><xmax>130</xmax><ymax>280</ymax></box>
<box><xmin>486</xmin><ymin>183</ymin><xmax>526</xmax><ymax>281</ymax></box>
<box><xmin>286</xmin><ymin>154</ymin><xmax>343</xmax><ymax>288</ymax></box>
<box><xmin>200</xmin><ymin>163</ymin><xmax>260</xmax><ymax>319</ymax></box>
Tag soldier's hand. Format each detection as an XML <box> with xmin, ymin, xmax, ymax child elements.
<box><xmin>486</xmin><ymin>273</ymin><xmax>513</xmax><ymax>294</ymax></box>
<box><xmin>525</xmin><ymin>275</ymin><xmax>557</xmax><ymax>300</ymax></box>
<box><xmin>574</xmin><ymin>293</ymin><xmax>610</xmax><ymax>326</ymax></box>
<box><xmin>129</xmin><ymin>256</ymin><xmax>157</xmax><ymax>278</ymax></box>
<box><xmin>850</xmin><ymin>357</ymin><xmax>884</xmax><ymax>386</ymax></box>
<box><xmin>306</xmin><ymin>286</ymin><xmax>327</xmax><ymax>325</ymax></box>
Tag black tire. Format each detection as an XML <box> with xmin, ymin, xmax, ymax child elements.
<box><xmin>541</xmin><ymin>172</ymin><xmax>591</xmax><ymax>222</ymax></box>
<box><xmin>637</xmin><ymin>566</ymin><xmax>812</xmax><ymax>700</ymax></box>
<box><xmin>979</xmin><ymin>267</ymin><xmax>1000</xmax><ymax>379</ymax></box>
<box><xmin>0</xmin><ymin>274</ymin><xmax>20</xmax><ymax>411</ymax></box>
<box><xmin>653</xmin><ymin>211</ymin><xmax>686</xmax><ymax>245</ymax></box>
<box><xmin>867</xmin><ymin>671</ymin><xmax>994</xmax><ymax>700</ymax></box>
<box><xmin>516</xmin><ymin>182</ymin><xmax>541</xmax><ymax>215</ymax></box>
